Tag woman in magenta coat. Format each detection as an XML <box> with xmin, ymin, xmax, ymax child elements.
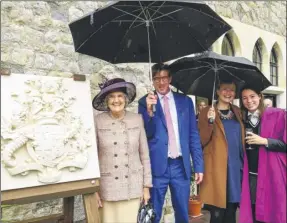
<box><xmin>239</xmin><ymin>85</ymin><xmax>286</xmax><ymax>223</ymax></box>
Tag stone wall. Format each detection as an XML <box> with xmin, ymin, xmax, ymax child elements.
<box><xmin>1</xmin><ymin>1</ymin><xmax>286</xmax><ymax>222</ymax></box>
<box><xmin>205</xmin><ymin>1</ymin><xmax>286</xmax><ymax>37</ymax></box>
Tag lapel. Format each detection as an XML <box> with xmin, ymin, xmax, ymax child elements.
<box><xmin>174</xmin><ymin>92</ymin><xmax>183</xmax><ymax>136</ymax></box>
<box><xmin>155</xmin><ymin>93</ymin><xmax>167</xmax><ymax>129</ymax></box>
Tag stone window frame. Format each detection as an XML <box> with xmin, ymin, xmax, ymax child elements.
<box><xmin>253</xmin><ymin>41</ymin><xmax>262</xmax><ymax>71</ymax></box>
<box><xmin>221</xmin><ymin>34</ymin><xmax>235</xmax><ymax>56</ymax></box>
<box><xmin>270</xmin><ymin>47</ymin><xmax>278</xmax><ymax>86</ymax></box>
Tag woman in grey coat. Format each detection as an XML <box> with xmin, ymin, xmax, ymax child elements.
<box><xmin>92</xmin><ymin>78</ymin><xmax>152</xmax><ymax>223</ymax></box>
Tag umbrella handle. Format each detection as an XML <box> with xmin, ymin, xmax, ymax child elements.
<box><xmin>208</xmin><ymin>65</ymin><xmax>217</xmax><ymax>125</ymax></box>
<box><xmin>208</xmin><ymin>102</ymin><xmax>215</xmax><ymax>124</ymax></box>
<box><xmin>152</xmin><ymin>104</ymin><xmax>156</xmax><ymax>113</ymax></box>
<box><xmin>208</xmin><ymin>117</ymin><xmax>214</xmax><ymax>124</ymax></box>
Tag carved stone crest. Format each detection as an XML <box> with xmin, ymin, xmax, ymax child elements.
<box><xmin>1</xmin><ymin>77</ymin><xmax>92</xmax><ymax>185</ymax></box>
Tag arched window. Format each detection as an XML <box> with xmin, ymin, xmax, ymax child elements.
<box><xmin>270</xmin><ymin>48</ymin><xmax>278</xmax><ymax>86</ymax></box>
<box><xmin>253</xmin><ymin>41</ymin><xmax>262</xmax><ymax>71</ymax></box>
<box><xmin>221</xmin><ymin>34</ymin><xmax>234</xmax><ymax>56</ymax></box>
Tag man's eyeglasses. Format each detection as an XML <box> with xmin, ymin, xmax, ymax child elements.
<box><xmin>152</xmin><ymin>76</ymin><xmax>170</xmax><ymax>83</ymax></box>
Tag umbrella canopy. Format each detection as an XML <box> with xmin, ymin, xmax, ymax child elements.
<box><xmin>69</xmin><ymin>1</ymin><xmax>231</xmax><ymax>64</ymax></box>
<box><xmin>169</xmin><ymin>51</ymin><xmax>272</xmax><ymax>99</ymax></box>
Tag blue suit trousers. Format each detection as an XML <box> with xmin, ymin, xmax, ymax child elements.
<box><xmin>151</xmin><ymin>157</ymin><xmax>190</xmax><ymax>223</ymax></box>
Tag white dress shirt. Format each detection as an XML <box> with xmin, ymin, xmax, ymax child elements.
<box><xmin>157</xmin><ymin>90</ymin><xmax>182</xmax><ymax>157</ymax></box>
<box><xmin>248</xmin><ymin>109</ymin><xmax>260</xmax><ymax>127</ymax></box>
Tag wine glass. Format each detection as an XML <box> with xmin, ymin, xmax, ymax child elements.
<box><xmin>245</xmin><ymin>128</ymin><xmax>253</xmax><ymax>150</ymax></box>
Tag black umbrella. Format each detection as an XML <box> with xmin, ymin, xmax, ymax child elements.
<box><xmin>169</xmin><ymin>51</ymin><xmax>272</xmax><ymax>101</ymax></box>
<box><xmin>69</xmin><ymin>1</ymin><xmax>231</xmax><ymax>80</ymax></box>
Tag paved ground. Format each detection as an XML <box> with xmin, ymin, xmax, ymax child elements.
<box><xmin>189</xmin><ymin>210</ymin><xmax>210</xmax><ymax>223</ymax></box>
<box><xmin>189</xmin><ymin>209</ymin><xmax>239</xmax><ymax>223</ymax></box>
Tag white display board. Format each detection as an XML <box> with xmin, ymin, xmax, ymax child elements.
<box><xmin>1</xmin><ymin>74</ymin><xmax>100</xmax><ymax>191</ymax></box>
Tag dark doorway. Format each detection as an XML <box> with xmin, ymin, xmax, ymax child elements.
<box><xmin>264</xmin><ymin>94</ymin><xmax>277</xmax><ymax>107</ymax></box>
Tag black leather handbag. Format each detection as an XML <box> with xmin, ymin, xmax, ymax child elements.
<box><xmin>137</xmin><ymin>201</ymin><xmax>156</xmax><ymax>223</ymax></box>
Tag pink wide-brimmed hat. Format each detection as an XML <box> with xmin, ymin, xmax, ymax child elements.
<box><xmin>92</xmin><ymin>78</ymin><xmax>136</xmax><ymax>111</ymax></box>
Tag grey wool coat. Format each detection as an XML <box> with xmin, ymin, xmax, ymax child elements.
<box><xmin>94</xmin><ymin>111</ymin><xmax>152</xmax><ymax>201</ymax></box>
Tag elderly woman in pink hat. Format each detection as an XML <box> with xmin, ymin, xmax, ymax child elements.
<box><xmin>92</xmin><ymin>78</ymin><xmax>152</xmax><ymax>223</ymax></box>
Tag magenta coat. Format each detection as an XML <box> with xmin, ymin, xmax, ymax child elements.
<box><xmin>240</xmin><ymin>108</ymin><xmax>286</xmax><ymax>223</ymax></box>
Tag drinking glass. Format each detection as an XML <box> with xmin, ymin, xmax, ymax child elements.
<box><xmin>246</xmin><ymin>128</ymin><xmax>253</xmax><ymax>150</ymax></box>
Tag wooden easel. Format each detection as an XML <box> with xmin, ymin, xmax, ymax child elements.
<box><xmin>1</xmin><ymin>70</ymin><xmax>101</xmax><ymax>222</ymax></box>
<box><xmin>1</xmin><ymin>179</ymin><xmax>101</xmax><ymax>223</ymax></box>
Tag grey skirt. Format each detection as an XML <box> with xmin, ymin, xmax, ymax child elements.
<box><xmin>249</xmin><ymin>173</ymin><xmax>258</xmax><ymax>204</ymax></box>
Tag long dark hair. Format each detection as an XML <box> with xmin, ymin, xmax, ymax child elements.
<box><xmin>239</xmin><ymin>85</ymin><xmax>266</xmax><ymax>121</ymax></box>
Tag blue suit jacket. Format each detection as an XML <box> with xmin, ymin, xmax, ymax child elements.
<box><xmin>138</xmin><ymin>91</ymin><xmax>204</xmax><ymax>178</ymax></box>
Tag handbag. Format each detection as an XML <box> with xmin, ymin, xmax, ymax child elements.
<box><xmin>137</xmin><ymin>200</ymin><xmax>156</xmax><ymax>223</ymax></box>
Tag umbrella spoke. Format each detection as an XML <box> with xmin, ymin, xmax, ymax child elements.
<box><xmin>148</xmin><ymin>7</ymin><xmax>178</xmax><ymax>22</ymax></box>
<box><xmin>138</xmin><ymin>1</ymin><xmax>149</xmax><ymax>20</ymax></box>
<box><xmin>131</xmin><ymin>20</ymin><xmax>186</xmax><ymax>29</ymax></box>
<box><xmin>151</xmin><ymin>8</ymin><xmax>183</xmax><ymax>22</ymax></box>
<box><xmin>194</xmin><ymin>60</ymin><xmax>216</xmax><ymax>68</ymax></box>
<box><xmin>186</xmin><ymin>68</ymin><xmax>214</xmax><ymax>94</ymax></box>
<box><xmin>182</xmin><ymin>7</ymin><xmax>232</xmax><ymax>26</ymax></box>
<box><xmin>76</xmin><ymin>21</ymin><xmax>112</xmax><ymax>50</ymax></box>
<box><xmin>217</xmin><ymin>60</ymin><xmax>231</xmax><ymax>67</ymax></box>
<box><xmin>219</xmin><ymin>67</ymin><xmax>245</xmax><ymax>83</ymax></box>
<box><xmin>112</xmin><ymin>6</ymin><xmax>146</xmax><ymax>22</ymax></box>
<box><xmin>220</xmin><ymin>65</ymin><xmax>257</xmax><ymax>73</ymax></box>
<box><xmin>111</xmin><ymin>20</ymin><xmax>145</xmax><ymax>23</ymax></box>
<box><xmin>77</xmin><ymin>7</ymin><xmax>145</xmax><ymax>51</ymax></box>
<box><xmin>146</xmin><ymin>9</ymin><xmax>157</xmax><ymax>36</ymax></box>
<box><xmin>132</xmin><ymin>20</ymin><xmax>185</xmax><ymax>27</ymax></box>
<box><xmin>150</xmin><ymin>6</ymin><xmax>229</xmax><ymax>25</ymax></box>
<box><xmin>106</xmin><ymin>7</ymin><xmax>144</xmax><ymax>26</ymax></box>
<box><xmin>149</xmin><ymin>1</ymin><xmax>171</xmax><ymax>21</ymax></box>
<box><xmin>119</xmin><ymin>8</ymin><xmax>146</xmax><ymax>45</ymax></box>
<box><xmin>185</xmin><ymin>67</ymin><xmax>214</xmax><ymax>83</ymax></box>
<box><xmin>174</xmin><ymin>65</ymin><xmax>213</xmax><ymax>73</ymax></box>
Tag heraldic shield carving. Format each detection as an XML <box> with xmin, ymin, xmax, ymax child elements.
<box><xmin>1</xmin><ymin>74</ymin><xmax>99</xmax><ymax>190</ymax></box>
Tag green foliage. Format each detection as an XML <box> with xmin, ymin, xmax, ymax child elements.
<box><xmin>190</xmin><ymin>161</ymin><xmax>197</xmax><ymax>196</ymax></box>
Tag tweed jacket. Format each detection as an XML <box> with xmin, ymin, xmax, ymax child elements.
<box><xmin>94</xmin><ymin>111</ymin><xmax>152</xmax><ymax>201</ymax></box>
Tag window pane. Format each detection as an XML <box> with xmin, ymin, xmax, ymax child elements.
<box><xmin>253</xmin><ymin>41</ymin><xmax>262</xmax><ymax>71</ymax></box>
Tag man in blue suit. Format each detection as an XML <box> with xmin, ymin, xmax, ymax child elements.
<box><xmin>138</xmin><ymin>63</ymin><xmax>204</xmax><ymax>223</ymax></box>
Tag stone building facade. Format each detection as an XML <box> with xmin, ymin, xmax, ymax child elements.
<box><xmin>1</xmin><ymin>1</ymin><xmax>286</xmax><ymax>222</ymax></box>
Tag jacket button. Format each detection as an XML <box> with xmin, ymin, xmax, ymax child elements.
<box><xmin>125</xmin><ymin>153</ymin><xmax>128</xmax><ymax>156</ymax></box>
<box><xmin>165</xmin><ymin>142</ymin><xmax>168</xmax><ymax>145</ymax></box>
<box><xmin>114</xmin><ymin>165</ymin><xmax>118</xmax><ymax>168</ymax></box>
<box><xmin>114</xmin><ymin>142</ymin><xmax>117</xmax><ymax>145</ymax></box>
<box><xmin>114</xmin><ymin>154</ymin><xmax>118</xmax><ymax>157</ymax></box>
<box><xmin>115</xmin><ymin>177</ymin><xmax>118</xmax><ymax>180</ymax></box>
<box><xmin>125</xmin><ymin>164</ymin><xmax>128</xmax><ymax>167</ymax></box>
<box><xmin>125</xmin><ymin>175</ymin><xmax>128</xmax><ymax>178</ymax></box>
<box><xmin>112</xmin><ymin>123</ymin><xmax>115</xmax><ymax>125</ymax></box>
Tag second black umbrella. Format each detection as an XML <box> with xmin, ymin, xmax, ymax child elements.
<box><xmin>169</xmin><ymin>51</ymin><xmax>272</xmax><ymax>100</ymax></box>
